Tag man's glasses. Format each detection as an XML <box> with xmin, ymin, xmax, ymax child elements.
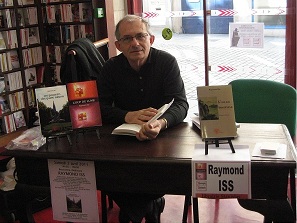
<box><xmin>118</xmin><ymin>33</ymin><xmax>149</xmax><ymax>44</ymax></box>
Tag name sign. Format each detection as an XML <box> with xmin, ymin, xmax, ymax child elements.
<box><xmin>192</xmin><ymin>144</ymin><xmax>251</xmax><ymax>199</ymax></box>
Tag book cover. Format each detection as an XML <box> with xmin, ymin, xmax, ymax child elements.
<box><xmin>0</xmin><ymin>76</ymin><xmax>5</xmax><ymax>94</ymax></box>
<box><xmin>71</xmin><ymin>3</ymin><xmax>80</xmax><ymax>22</ymax></box>
<box><xmin>0</xmin><ymin>95</ymin><xmax>10</xmax><ymax>114</ymax></box>
<box><xmin>24</xmin><ymin>67</ymin><xmax>37</xmax><ymax>86</ymax></box>
<box><xmin>9</xmin><ymin>50</ymin><xmax>20</xmax><ymax>69</ymax></box>
<box><xmin>28</xmin><ymin>27</ymin><xmax>40</xmax><ymax>45</ymax></box>
<box><xmin>67</xmin><ymin>80</ymin><xmax>102</xmax><ymax>129</ymax></box>
<box><xmin>35</xmin><ymin>85</ymin><xmax>72</xmax><ymax>137</ymax></box>
<box><xmin>13</xmin><ymin>110</ymin><xmax>26</xmax><ymax>128</ymax></box>
<box><xmin>197</xmin><ymin>85</ymin><xmax>237</xmax><ymax>139</ymax></box>
<box><xmin>79</xmin><ymin>2</ymin><xmax>92</xmax><ymax>22</ymax></box>
<box><xmin>112</xmin><ymin>99</ymin><xmax>174</xmax><ymax>136</ymax></box>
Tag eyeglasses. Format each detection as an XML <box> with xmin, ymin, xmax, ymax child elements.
<box><xmin>118</xmin><ymin>33</ymin><xmax>149</xmax><ymax>44</ymax></box>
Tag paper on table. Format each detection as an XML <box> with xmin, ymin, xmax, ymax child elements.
<box><xmin>252</xmin><ymin>142</ymin><xmax>287</xmax><ymax>159</ymax></box>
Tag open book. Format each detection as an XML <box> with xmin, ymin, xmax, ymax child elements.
<box><xmin>112</xmin><ymin>99</ymin><xmax>174</xmax><ymax>136</ymax></box>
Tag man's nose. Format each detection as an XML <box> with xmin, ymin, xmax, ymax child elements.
<box><xmin>130</xmin><ymin>37</ymin><xmax>140</xmax><ymax>45</ymax></box>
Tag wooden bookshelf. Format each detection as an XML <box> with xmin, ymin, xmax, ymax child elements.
<box><xmin>0</xmin><ymin>0</ymin><xmax>108</xmax><ymax>141</ymax></box>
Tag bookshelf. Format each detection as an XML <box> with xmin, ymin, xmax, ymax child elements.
<box><xmin>0</xmin><ymin>0</ymin><xmax>108</xmax><ymax>142</ymax></box>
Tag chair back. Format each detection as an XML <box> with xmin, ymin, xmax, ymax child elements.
<box><xmin>229</xmin><ymin>79</ymin><xmax>297</xmax><ymax>137</ymax></box>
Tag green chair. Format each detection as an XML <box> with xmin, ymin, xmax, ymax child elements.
<box><xmin>230</xmin><ymin>79</ymin><xmax>297</xmax><ymax>223</ymax></box>
<box><xmin>230</xmin><ymin>79</ymin><xmax>296</xmax><ymax>137</ymax></box>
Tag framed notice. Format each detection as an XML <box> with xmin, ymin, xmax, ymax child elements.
<box><xmin>192</xmin><ymin>144</ymin><xmax>251</xmax><ymax>199</ymax></box>
<box><xmin>48</xmin><ymin>159</ymin><xmax>99</xmax><ymax>222</ymax></box>
<box><xmin>229</xmin><ymin>23</ymin><xmax>264</xmax><ymax>48</ymax></box>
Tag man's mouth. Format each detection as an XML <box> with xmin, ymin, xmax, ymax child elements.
<box><xmin>130</xmin><ymin>48</ymin><xmax>143</xmax><ymax>53</ymax></box>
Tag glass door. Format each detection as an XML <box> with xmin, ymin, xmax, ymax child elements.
<box><xmin>130</xmin><ymin>0</ymin><xmax>294</xmax><ymax>114</ymax></box>
<box><xmin>207</xmin><ymin>0</ymin><xmax>287</xmax><ymax>86</ymax></box>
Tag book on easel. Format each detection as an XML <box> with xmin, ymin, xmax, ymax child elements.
<box><xmin>66</xmin><ymin>80</ymin><xmax>102</xmax><ymax>129</ymax></box>
<box><xmin>196</xmin><ymin>85</ymin><xmax>237</xmax><ymax>140</ymax></box>
<box><xmin>35</xmin><ymin>85</ymin><xmax>72</xmax><ymax>137</ymax></box>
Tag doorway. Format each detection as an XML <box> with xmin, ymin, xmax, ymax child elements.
<box><xmin>128</xmin><ymin>0</ymin><xmax>293</xmax><ymax>114</ymax></box>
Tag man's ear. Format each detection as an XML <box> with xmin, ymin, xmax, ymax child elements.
<box><xmin>115</xmin><ymin>41</ymin><xmax>122</xmax><ymax>52</ymax></box>
<box><xmin>149</xmin><ymin>35</ymin><xmax>155</xmax><ymax>45</ymax></box>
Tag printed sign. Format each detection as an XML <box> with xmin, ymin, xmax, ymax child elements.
<box><xmin>48</xmin><ymin>159</ymin><xmax>99</xmax><ymax>222</ymax></box>
<box><xmin>192</xmin><ymin>144</ymin><xmax>251</xmax><ymax>199</ymax></box>
<box><xmin>229</xmin><ymin>23</ymin><xmax>264</xmax><ymax>48</ymax></box>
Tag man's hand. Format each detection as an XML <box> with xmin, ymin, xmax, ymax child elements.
<box><xmin>125</xmin><ymin>108</ymin><xmax>158</xmax><ymax>125</ymax></box>
<box><xmin>136</xmin><ymin>119</ymin><xmax>166</xmax><ymax>141</ymax></box>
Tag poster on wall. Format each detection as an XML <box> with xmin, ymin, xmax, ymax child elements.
<box><xmin>229</xmin><ymin>23</ymin><xmax>264</xmax><ymax>48</ymax></box>
<box><xmin>48</xmin><ymin>159</ymin><xmax>99</xmax><ymax>222</ymax></box>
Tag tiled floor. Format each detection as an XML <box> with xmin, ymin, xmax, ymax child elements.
<box><xmin>0</xmin><ymin>194</ymin><xmax>264</xmax><ymax>223</ymax></box>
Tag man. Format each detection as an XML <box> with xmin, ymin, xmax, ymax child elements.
<box><xmin>98</xmin><ymin>15</ymin><xmax>189</xmax><ymax>223</ymax></box>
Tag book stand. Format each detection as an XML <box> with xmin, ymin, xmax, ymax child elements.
<box><xmin>204</xmin><ymin>137</ymin><xmax>235</xmax><ymax>155</ymax></box>
<box><xmin>74</xmin><ymin>127</ymin><xmax>100</xmax><ymax>142</ymax></box>
<box><xmin>46</xmin><ymin>131</ymin><xmax>73</xmax><ymax>149</ymax></box>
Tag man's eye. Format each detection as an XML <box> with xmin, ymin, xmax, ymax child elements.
<box><xmin>123</xmin><ymin>37</ymin><xmax>132</xmax><ymax>42</ymax></box>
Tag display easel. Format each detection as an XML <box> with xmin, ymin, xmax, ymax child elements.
<box><xmin>204</xmin><ymin>137</ymin><xmax>235</xmax><ymax>155</ymax></box>
<box><xmin>74</xmin><ymin>127</ymin><xmax>100</xmax><ymax>142</ymax></box>
<box><xmin>46</xmin><ymin>131</ymin><xmax>73</xmax><ymax>149</ymax></box>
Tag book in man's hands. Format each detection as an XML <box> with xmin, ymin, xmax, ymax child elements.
<box><xmin>112</xmin><ymin>99</ymin><xmax>174</xmax><ymax>136</ymax></box>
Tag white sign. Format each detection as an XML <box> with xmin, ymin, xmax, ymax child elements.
<box><xmin>48</xmin><ymin>159</ymin><xmax>99</xmax><ymax>222</ymax></box>
<box><xmin>229</xmin><ymin>23</ymin><xmax>264</xmax><ymax>48</ymax></box>
<box><xmin>192</xmin><ymin>144</ymin><xmax>251</xmax><ymax>199</ymax></box>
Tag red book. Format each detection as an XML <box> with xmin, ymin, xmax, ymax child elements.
<box><xmin>67</xmin><ymin>80</ymin><xmax>102</xmax><ymax>129</ymax></box>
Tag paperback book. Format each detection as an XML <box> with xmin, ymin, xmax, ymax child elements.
<box><xmin>24</xmin><ymin>67</ymin><xmax>37</xmax><ymax>86</ymax></box>
<box><xmin>13</xmin><ymin>110</ymin><xmax>26</xmax><ymax>128</ymax></box>
<box><xmin>35</xmin><ymin>85</ymin><xmax>72</xmax><ymax>137</ymax></box>
<box><xmin>112</xmin><ymin>99</ymin><xmax>174</xmax><ymax>136</ymax></box>
<box><xmin>67</xmin><ymin>80</ymin><xmax>102</xmax><ymax>129</ymax></box>
<box><xmin>196</xmin><ymin>85</ymin><xmax>237</xmax><ymax>139</ymax></box>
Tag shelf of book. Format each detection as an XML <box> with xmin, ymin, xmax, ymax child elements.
<box><xmin>0</xmin><ymin>0</ymin><xmax>108</xmax><ymax>142</ymax></box>
<box><xmin>0</xmin><ymin>1</ymin><xmax>41</xmax><ymax>137</ymax></box>
<box><xmin>41</xmin><ymin>0</ymin><xmax>101</xmax><ymax>85</ymax></box>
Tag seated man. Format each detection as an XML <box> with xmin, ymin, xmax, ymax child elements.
<box><xmin>98</xmin><ymin>15</ymin><xmax>189</xmax><ymax>222</ymax></box>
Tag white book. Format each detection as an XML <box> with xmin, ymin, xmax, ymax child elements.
<box><xmin>9</xmin><ymin>30</ymin><xmax>18</xmax><ymax>49</ymax></box>
<box><xmin>8</xmin><ymin>94</ymin><xmax>14</xmax><ymax>111</ymax></box>
<box><xmin>20</xmin><ymin>90</ymin><xmax>25</xmax><ymax>108</ymax></box>
<box><xmin>5</xmin><ymin>0</ymin><xmax>13</xmax><ymax>7</ymax></box>
<box><xmin>0</xmin><ymin>32</ymin><xmax>6</xmax><ymax>50</ymax></box>
<box><xmin>16</xmin><ymin>71</ymin><xmax>23</xmax><ymax>89</ymax></box>
<box><xmin>9</xmin><ymin>72</ymin><xmax>16</xmax><ymax>91</ymax></box>
<box><xmin>0</xmin><ymin>54</ymin><xmax>4</xmax><ymax>72</ymax></box>
<box><xmin>27</xmin><ymin>7</ymin><xmax>38</xmax><ymax>25</ymax></box>
<box><xmin>112</xmin><ymin>99</ymin><xmax>174</xmax><ymax>136</ymax></box>
<box><xmin>5</xmin><ymin>9</ymin><xmax>11</xmax><ymax>28</ymax></box>
<box><xmin>6</xmin><ymin>51</ymin><xmax>12</xmax><ymax>70</ymax></box>
<box><xmin>1</xmin><ymin>52</ymin><xmax>8</xmax><ymax>72</ymax></box>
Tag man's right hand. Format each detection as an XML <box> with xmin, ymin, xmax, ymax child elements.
<box><xmin>125</xmin><ymin>108</ymin><xmax>158</xmax><ymax>125</ymax></box>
